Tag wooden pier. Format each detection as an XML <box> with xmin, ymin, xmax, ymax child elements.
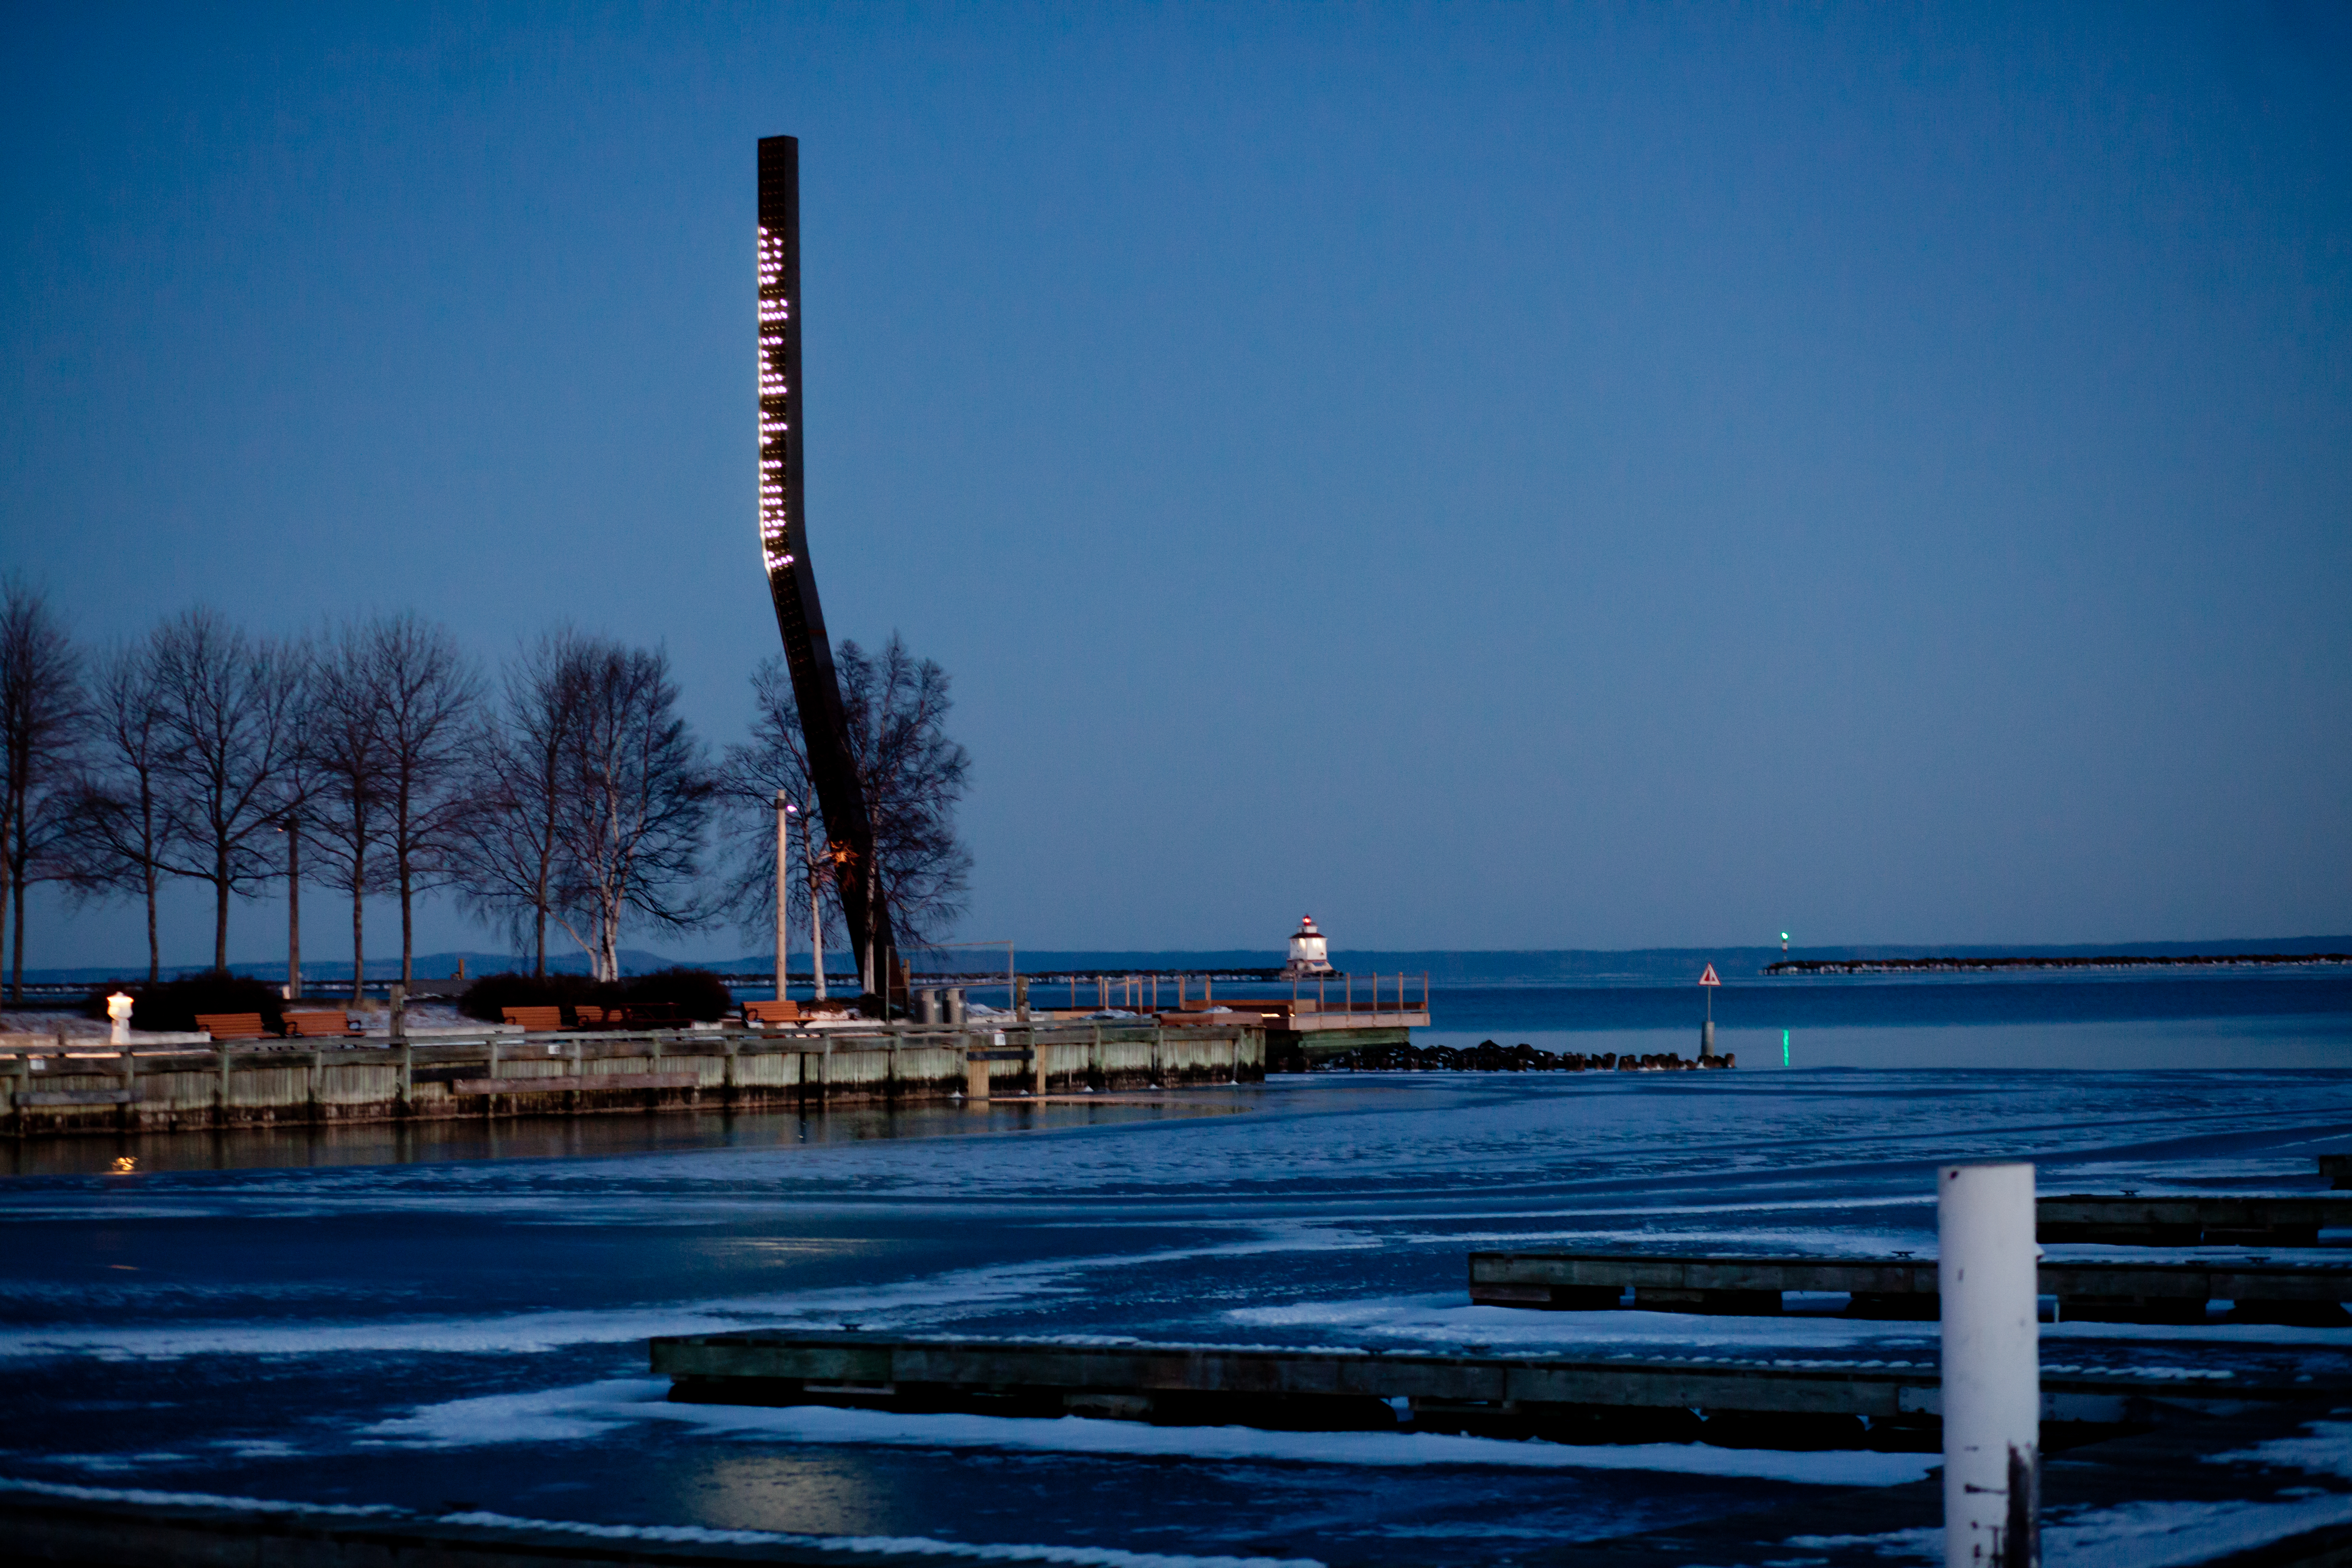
<box><xmin>0</xmin><ymin>1019</ymin><xmax>1263</xmax><ymax>1138</ymax></box>
<box><xmin>648</xmin><ymin>1330</ymin><xmax>2296</xmax><ymax>1449</ymax></box>
<box><xmin>1467</xmin><ymin>1250</ymin><xmax>2352</xmax><ymax>1322</ymax></box>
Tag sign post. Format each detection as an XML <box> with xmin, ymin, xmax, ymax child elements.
<box><xmin>1699</xmin><ymin>962</ymin><xmax>1720</xmax><ymax>1058</ymax></box>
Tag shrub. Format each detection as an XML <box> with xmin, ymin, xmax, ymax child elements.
<box><xmin>82</xmin><ymin>972</ymin><xmax>288</xmax><ymax>1034</ymax></box>
<box><xmin>457</xmin><ymin>967</ymin><xmax>735</xmax><ymax>1024</ymax></box>
<box><xmin>456</xmin><ymin>971</ymin><xmax>606</xmax><ymax>1024</ymax></box>
<box><xmin>619</xmin><ymin>967</ymin><xmax>734</xmax><ymax>1023</ymax></box>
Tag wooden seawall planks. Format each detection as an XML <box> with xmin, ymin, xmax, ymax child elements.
<box><xmin>0</xmin><ymin>1021</ymin><xmax>1264</xmax><ymax>1138</ymax></box>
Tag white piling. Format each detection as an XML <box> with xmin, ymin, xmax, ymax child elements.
<box><xmin>1940</xmin><ymin>1162</ymin><xmax>2039</xmax><ymax>1568</ymax></box>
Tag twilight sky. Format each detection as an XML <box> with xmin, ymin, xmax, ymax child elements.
<box><xmin>5</xmin><ymin>3</ymin><xmax>2349</xmax><ymax>967</ymax></box>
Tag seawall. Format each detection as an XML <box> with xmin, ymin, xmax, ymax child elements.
<box><xmin>0</xmin><ymin>1021</ymin><xmax>1264</xmax><ymax>1138</ymax></box>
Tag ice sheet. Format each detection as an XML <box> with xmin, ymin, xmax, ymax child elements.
<box><xmin>358</xmin><ymin>1377</ymin><xmax>1936</xmax><ymax>1487</ymax></box>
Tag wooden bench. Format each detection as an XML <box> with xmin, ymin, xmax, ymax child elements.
<box><xmin>282</xmin><ymin>1011</ymin><xmax>357</xmax><ymax>1039</ymax></box>
<box><xmin>501</xmin><ymin>1006</ymin><xmax>565</xmax><ymax>1032</ymax></box>
<box><xmin>743</xmin><ymin>1000</ymin><xmax>801</xmax><ymax>1026</ymax></box>
<box><xmin>195</xmin><ymin>1013</ymin><xmax>275</xmax><ymax>1040</ymax></box>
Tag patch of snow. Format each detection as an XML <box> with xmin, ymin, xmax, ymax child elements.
<box><xmin>2042</xmin><ymin>1494</ymin><xmax>2352</xmax><ymax>1568</ymax></box>
<box><xmin>2214</xmin><ymin>1417</ymin><xmax>2352</xmax><ymax>1480</ymax></box>
<box><xmin>1781</xmin><ymin>1526</ymin><xmax>1940</xmax><ymax>1561</ymax></box>
<box><xmin>356</xmin><ymin>1376</ymin><xmax>1934</xmax><ymax>1486</ymax></box>
<box><xmin>0</xmin><ymin>1475</ymin><xmax>400</xmax><ymax>1515</ymax></box>
<box><xmin>0</xmin><ymin>1476</ymin><xmax>1315</xmax><ymax>1567</ymax></box>
<box><xmin>434</xmin><ymin>1510</ymin><xmax>1323</xmax><ymax>1566</ymax></box>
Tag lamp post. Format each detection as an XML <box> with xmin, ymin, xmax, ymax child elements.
<box><xmin>774</xmin><ymin>793</ymin><xmax>797</xmax><ymax>1002</ymax></box>
<box><xmin>276</xmin><ymin>814</ymin><xmax>302</xmax><ymax>1001</ymax></box>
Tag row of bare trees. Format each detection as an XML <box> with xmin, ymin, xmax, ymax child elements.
<box><xmin>0</xmin><ymin>580</ymin><xmax>970</xmax><ymax>998</ymax></box>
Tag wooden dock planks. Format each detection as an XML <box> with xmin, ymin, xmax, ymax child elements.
<box><xmin>1467</xmin><ymin>1249</ymin><xmax>2352</xmax><ymax>1322</ymax></box>
<box><xmin>649</xmin><ymin>1331</ymin><xmax>2287</xmax><ymax>1446</ymax></box>
<box><xmin>2036</xmin><ymin>1193</ymin><xmax>2352</xmax><ymax>1246</ymax></box>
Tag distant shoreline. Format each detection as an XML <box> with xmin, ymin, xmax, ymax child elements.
<box><xmin>1764</xmin><ymin>954</ymin><xmax>2352</xmax><ymax>975</ymax></box>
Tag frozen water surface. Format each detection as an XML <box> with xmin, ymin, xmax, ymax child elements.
<box><xmin>7</xmin><ymin>1050</ymin><xmax>2352</xmax><ymax>1564</ymax></box>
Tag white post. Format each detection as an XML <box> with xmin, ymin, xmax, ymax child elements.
<box><xmin>809</xmin><ymin>826</ymin><xmax>826</xmax><ymax>1003</ymax></box>
<box><xmin>1940</xmin><ymin>1162</ymin><xmax>2038</xmax><ymax>1568</ymax></box>
<box><xmin>774</xmin><ymin>794</ymin><xmax>792</xmax><ymax>1002</ymax></box>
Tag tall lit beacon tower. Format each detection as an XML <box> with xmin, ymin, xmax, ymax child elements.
<box><xmin>756</xmin><ymin>135</ymin><xmax>897</xmax><ymax>996</ymax></box>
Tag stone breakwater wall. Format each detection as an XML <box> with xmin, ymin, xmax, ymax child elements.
<box><xmin>0</xmin><ymin>1022</ymin><xmax>1264</xmax><ymax>1138</ymax></box>
<box><xmin>1310</xmin><ymin>1040</ymin><xmax>1733</xmax><ymax>1072</ymax></box>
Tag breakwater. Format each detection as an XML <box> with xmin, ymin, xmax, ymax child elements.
<box><xmin>1313</xmin><ymin>1040</ymin><xmax>1732</xmax><ymax>1071</ymax></box>
<box><xmin>1765</xmin><ymin>953</ymin><xmax>2352</xmax><ymax>975</ymax></box>
<box><xmin>0</xmin><ymin>1020</ymin><xmax>1263</xmax><ymax>1138</ymax></box>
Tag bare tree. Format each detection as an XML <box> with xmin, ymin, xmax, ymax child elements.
<box><xmin>61</xmin><ymin>637</ymin><xmax>170</xmax><ymax>982</ymax></box>
<box><xmin>304</xmin><ymin>628</ymin><xmax>390</xmax><ymax>1001</ymax></box>
<box><xmin>150</xmin><ymin>609</ymin><xmax>307</xmax><ymax>972</ymax></box>
<box><xmin>835</xmin><ymin>634</ymin><xmax>971</xmax><ymax>959</ymax></box>
<box><xmin>355</xmin><ymin>615</ymin><xmax>480</xmax><ymax>986</ymax></box>
<box><xmin>450</xmin><ymin>629</ymin><xmax>591</xmax><ymax>977</ymax></box>
<box><xmin>0</xmin><ymin>580</ymin><xmax>86</xmax><ymax>999</ymax></box>
<box><xmin>715</xmin><ymin>655</ymin><xmax>844</xmax><ymax>983</ymax></box>
<box><xmin>549</xmin><ymin>640</ymin><xmax>712</xmax><ymax>981</ymax></box>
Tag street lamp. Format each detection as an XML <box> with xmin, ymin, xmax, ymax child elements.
<box><xmin>774</xmin><ymin>792</ymin><xmax>797</xmax><ymax>1003</ymax></box>
<box><xmin>276</xmin><ymin>814</ymin><xmax>302</xmax><ymax>1000</ymax></box>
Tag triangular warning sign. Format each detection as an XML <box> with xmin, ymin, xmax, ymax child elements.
<box><xmin>1699</xmin><ymin>963</ymin><xmax>1720</xmax><ymax>986</ymax></box>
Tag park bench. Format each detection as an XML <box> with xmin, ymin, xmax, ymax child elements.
<box><xmin>620</xmin><ymin>1002</ymin><xmax>683</xmax><ymax>1027</ymax></box>
<box><xmin>282</xmin><ymin>1011</ymin><xmax>357</xmax><ymax>1039</ymax></box>
<box><xmin>571</xmin><ymin>1003</ymin><xmax>616</xmax><ymax>1028</ymax></box>
<box><xmin>501</xmin><ymin>1006</ymin><xmax>565</xmax><ymax>1032</ymax></box>
<box><xmin>195</xmin><ymin>1013</ymin><xmax>275</xmax><ymax>1041</ymax></box>
<box><xmin>742</xmin><ymin>999</ymin><xmax>800</xmax><ymax>1026</ymax></box>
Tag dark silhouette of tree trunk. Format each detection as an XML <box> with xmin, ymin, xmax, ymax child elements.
<box><xmin>0</xmin><ymin>580</ymin><xmax>87</xmax><ymax>1000</ymax></box>
<box><xmin>67</xmin><ymin>638</ymin><xmax>171</xmax><ymax>983</ymax></box>
<box><xmin>548</xmin><ymin>640</ymin><xmax>711</xmax><ymax>982</ymax></box>
<box><xmin>721</xmin><ymin>637</ymin><xmax>969</xmax><ymax>987</ymax></box>
<box><xmin>834</xmin><ymin>634</ymin><xmax>972</xmax><ymax>957</ymax></box>
<box><xmin>450</xmin><ymin>629</ymin><xmax>593</xmax><ymax>977</ymax></box>
<box><xmin>304</xmin><ymin>629</ymin><xmax>390</xmax><ymax>1001</ymax></box>
<box><xmin>356</xmin><ymin>615</ymin><xmax>480</xmax><ymax>988</ymax></box>
<box><xmin>149</xmin><ymin>609</ymin><xmax>306</xmax><ymax>972</ymax></box>
<box><xmin>716</xmin><ymin>655</ymin><xmax>843</xmax><ymax>979</ymax></box>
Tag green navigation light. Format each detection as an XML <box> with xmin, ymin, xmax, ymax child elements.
<box><xmin>1783</xmin><ymin>1028</ymin><xmax>1791</xmax><ymax>1066</ymax></box>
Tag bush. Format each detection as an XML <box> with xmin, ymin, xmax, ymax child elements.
<box><xmin>456</xmin><ymin>971</ymin><xmax>606</xmax><ymax>1024</ymax></box>
<box><xmin>619</xmin><ymin>967</ymin><xmax>734</xmax><ymax>1023</ymax></box>
<box><xmin>457</xmin><ymin>967</ymin><xmax>736</xmax><ymax>1024</ymax></box>
<box><xmin>82</xmin><ymin>972</ymin><xmax>288</xmax><ymax>1034</ymax></box>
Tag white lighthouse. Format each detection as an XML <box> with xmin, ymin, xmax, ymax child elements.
<box><xmin>1283</xmin><ymin>915</ymin><xmax>1336</xmax><ymax>979</ymax></box>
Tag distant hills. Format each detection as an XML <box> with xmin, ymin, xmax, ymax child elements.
<box><xmin>20</xmin><ymin>936</ymin><xmax>2352</xmax><ymax>988</ymax></box>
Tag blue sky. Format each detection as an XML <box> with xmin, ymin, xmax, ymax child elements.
<box><xmin>5</xmin><ymin>3</ymin><xmax>2349</xmax><ymax>967</ymax></box>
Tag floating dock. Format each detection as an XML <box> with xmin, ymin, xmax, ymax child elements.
<box><xmin>647</xmin><ymin>1330</ymin><xmax>2293</xmax><ymax>1449</ymax></box>
<box><xmin>2037</xmin><ymin>1192</ymin><xmax>2352</xmax><ymax>1246</ymax></box>
<box><xmin>1467</xmin><ymin>1250</ymin><xmax>2352</xmax><ymax>1322</ymax></box>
